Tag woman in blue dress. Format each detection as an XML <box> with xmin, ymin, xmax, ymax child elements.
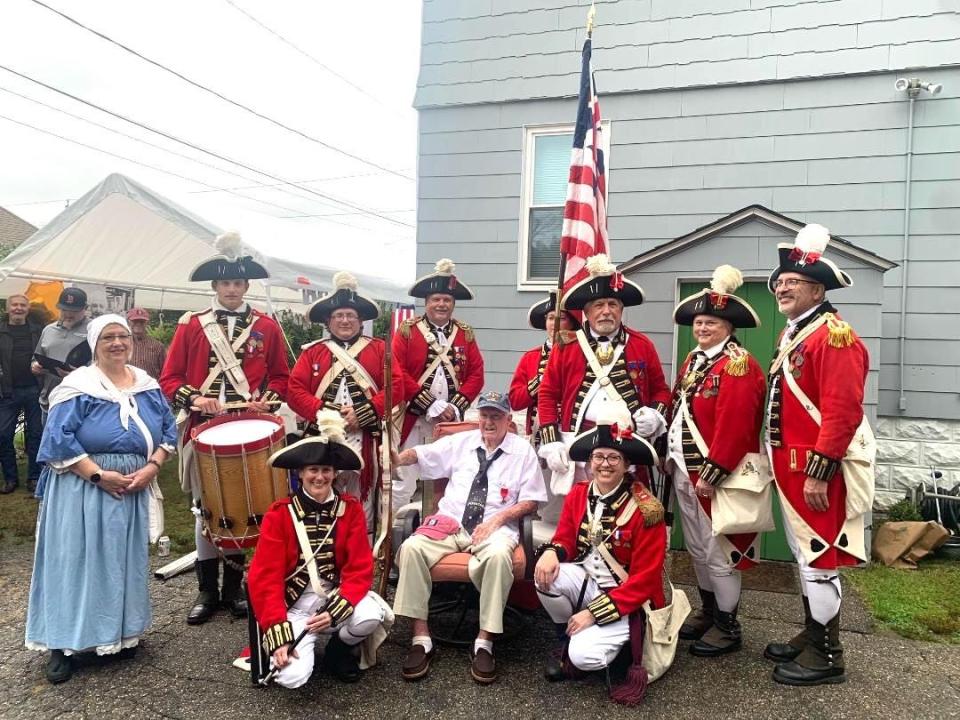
<box><xmin>25</xmin><ymin>313</ymin><xmax>177</xmax><ymax>684</ymax></box>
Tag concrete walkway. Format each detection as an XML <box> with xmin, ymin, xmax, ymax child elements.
<box><xmin>1</xmin><ymin>543</ymin><xmax>957</xmax><ymax>720</ymax></box>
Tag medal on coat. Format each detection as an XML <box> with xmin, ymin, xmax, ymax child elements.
<box><xmin>596</xmin><ymin>344</ymin><xmax>614</xmax><ymax>366</ymax></box>
<box><xmin>500</xmin><ymin>487</ymin><xmax>509</xmax><ymax>504</ymax></box>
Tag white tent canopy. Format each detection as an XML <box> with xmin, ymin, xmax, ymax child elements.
<box><xmin>0</xmin><ymin>173</ymin><xmax>408</xmax><ymax>313</ymax></box>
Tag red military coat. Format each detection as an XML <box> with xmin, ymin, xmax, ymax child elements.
<box><xmin>537</xmin><ymin>327</ymin><xmax>670</xmax><ymax>440</ymax></box>
<box><xmin>159</xmin><ymin>307</ymin><xmax>289</xmax><ymax>429</ymax></box>
<box><xmin>287</xmin><ymin>337</ymin><xmax>404</xmax><ymax>499</ymax></box>
<box><xmin>392</xmin><ymin>316</ymin><xmax>484</xmax><ymax>443</ymax></box>
<box><xmin>769</xmin><ymin>310</ymin><xmax>868</xmax><ymax>569</ymax></box>
<box><xmin>508</xmin><ymin>344</ymin><xmax>549</xmax><ymax>436</ymax></box>
<box><xmin>247</xmin><ymin>493</ymin><xmax>372</xmax><ymax>650</ymax></box>
<box><xmin>668</xmin><ymin>344</ymin><xmax>767</xmax><ymax>570</ymax></box>
<box><xmin>545</xmin><ymin>479</ymin><xmax>666</xmax><ymax>624</ymax></box>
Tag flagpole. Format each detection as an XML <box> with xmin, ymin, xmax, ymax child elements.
<box><xmin>552</xmin><ymin>3</ymin><xmax>597</xmax><ymax>347</ymax></box>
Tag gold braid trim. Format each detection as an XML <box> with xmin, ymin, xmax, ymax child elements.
<box><xmin>723</xmin><ymin>343</ymin><xmax>749</xmax><ymax>377</ymax></box>
<box><xmin>539</xmin><ymin>423</ymin><xmax>559</xmax><ymax>445</ymax></box>
<box><xmin>454</xmin><ymin>319</ymin><xmax>475</xmax><ymax>343</ymax></box>
<box><xmin>325</xmin><ymin>589</ymin><xmax>355</xmax><ymax>626</ymax></box>
<box><xmin>174</xmin><ymin>384</ymin><xmax>200</xmax><ymax>410</ymax></box>
<box><xmin>632</xmin><ymin>483</ymin><xmax>664</xmax><ymax>527</ymax></box>
<box><xmin>587</xmin><ymin>592</ymin><xmax>622</xmax><ymax>625</ymax></box>
<box><xmin>450</xmin><ymin>392</ymin><xmax>471</xmax><ymax>416</ymax></box>
<box><xmin>699</xmin><ymin>458</ymin><xmax>732</xmax><ymax>486</ymax></box>
<box><xmin>805</xmin><ymin>450</ymin><xmax>841</xmax><ymax>482</ymax></box>
<box><xmin>261</xmin><ymin>620</ymin><xmax>295</xmax><ymax>654</ymax></box>
<box><xmin>825</xmin><ymin>313</ymin><xmax>854</xmax><ymax>348</ymax></box>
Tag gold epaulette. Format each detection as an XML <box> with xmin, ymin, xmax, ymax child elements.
<box><xmin>631</xmin><ymin>482</ymin><xmax>664</xmax><ymax>528</ymax></box>
<box><xmin>178</xmin><ymin>309</ymin><xmax>201</xmax><ymax>325</ymax></box>
<box><xmin>398</xmin><ymin>316</ymin><xmax>418</xmax><ymax>339</ymax></box>
<box><xmin>723</xmin><ymin>342</ymin><xmax>750</xmax><ymax>377</ymax></box>
<box><xmin>301</xmin><ymin>338</ymin><xmax>323</xmax><ymax>350</ymax></box>
<box><xmin>824</xmin><ymin>313</ymin><xmax>855</xmax><ymax>348</ymax></box>
<box><xmin>557</xmin><ymin>329</ymin><xmax>578</xmax><ymax>346</ymax></box>
<box><xmin>455</xmin><ymin>319</ymin><xmax>475</xmax><ymax>343</ymax></box>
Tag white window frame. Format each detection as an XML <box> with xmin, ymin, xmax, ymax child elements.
<box><xmin>517</xmin><ymin>121</ymin><xmax>612</xmax><ymax>292</ymax></box>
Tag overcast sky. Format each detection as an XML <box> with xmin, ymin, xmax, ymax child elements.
<box><xmin>0</xmin><ymin>0</ymin><xmax>420</xmax><ymax>286</ymax></box>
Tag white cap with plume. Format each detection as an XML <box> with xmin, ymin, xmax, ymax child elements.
<box><xmin>314</xmin><ymin>409</ymin><xmax>347</xmax><ymax>443</ymax></box>
<box><xmin>434</xmin><ymin>258</ymin><xmax>456</xmax><ymax>274</ymax></box>
<box><xmin>709</xmin><ymin>265</ymin><xmax>744</xmax><ymax>295</ymax></box>
<box><xmin>795</xmin><ymin>224</ymin><xmax>830</xmax><ymax>255</ymax></box>
<box><xmin>585</xmin><ymin>254</ymin><xmax>616</xmax><ymax>277</ymax></box>
<box><xmin>215</xmin><ymin>231</ymin><xmax>245</xmax><ymax>262</ymax></box>
<box><xmin>332</xmin><ymin>271</ymin><xmax>358</xmax><ymax>291</ymax></box>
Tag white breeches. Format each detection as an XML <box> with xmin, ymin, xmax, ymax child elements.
<box><xmin>536</xmin><ymin>564</ymin><xmax>629</xmax><ymax>672</ymax></box>
<box><xmin>272</xmin><ymin>591</ymin><xmax>386</xmax><ymax>689</ymax></box>
<box><xmin>782</xmin><ymin>515</ymin><xmax>842</xmax><ymax>624</ymax></box>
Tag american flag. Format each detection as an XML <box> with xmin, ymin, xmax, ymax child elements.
<box><xmin>560</xmin><ymin>36</ymin><xmax>608</xmax><ymax>288</ymax></box>
<box><xmin>391</xmin><ymin>304</ymin><xmax>416</xmax><ymax>334</ymax></box>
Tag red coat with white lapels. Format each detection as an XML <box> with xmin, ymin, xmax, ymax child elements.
<box><xmin>669</xmin><ymin>344</ymin><xmax>767</xmax><ymax>570</ymax></box>
<box><xmin>547</xmin><ymin>480</ymin><xmax>667</xmax><ymax>624</ymax></box>
<box><xmin>392</xmin><ymin>316</ymin><xmax>484</xmax><ymax>443</ymax></box>
<box><xmin>537</xmin><ymin>327</ymin><xmax>671</xmax><ymax>436</ymax></box>
<box><xmin>769</xmin><ymin>310</ymin><xmax>868</xmax><ymax>569</ymax></box>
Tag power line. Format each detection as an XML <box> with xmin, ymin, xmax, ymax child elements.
<box><xmin>0</xmin><ymin>84</ymin><xmax>353</xmax><ymax>218</ymax></box>
<box><xmin>0</xmin><ymin>63</ymin><xmax>413</xmax><ymax>228</ymax></box>
<box><xmin>220</xmin><ymin>0</ymin><xmax>404</xmax><ymax>117</ymax></box>
<box><xmin>186</xmin><ymin>170</ymin><xmax>414</xmax><ymax>195</ymax></box>
<box><xmin>28</xmin><ymin>0</ymin><xmax>414</xmax><ymax>182</ymax></box>
<box><xmin>0</xmin><ymin>111</ymin><xmax>382</xmax><ymax>232</ymax></box>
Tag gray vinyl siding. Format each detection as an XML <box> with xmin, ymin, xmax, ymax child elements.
<box><xmin>415</xmin><ymin>65</ymin><xmax>960</xmax><ymax>418</ymax></box>
<box><xmin>416</xmin><ymin>0</ymin><xmax>960</xmax><ymax>108</ymax></box>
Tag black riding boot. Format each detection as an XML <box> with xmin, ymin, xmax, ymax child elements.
<box><xmin>187</xmin><ymin>558</ymin><xmax>220</xmax><ymax>625</ymax></box>
<box><xmin>764</xmin><ymin>595</ymin><xmax>811</xmax><ymax>662</ymax></box>
<box><xmin>773</xmin><ymin>612</ymin><xmax>845</xmax><ymax>686</ymax></box>
<box><xmin>680</xmin><ymin>588</ymin><xmax>716</xmax><ymax>640</ymax></box>
<box><xmin>691</xmin><ymin>607</ymin><xmax>743</xmax><ymax>657</ymax></box>
<box><xmin>220</xmin><ymin>556</ymin><xmax>249</xmax><ymax>618</ymax></box>
<box><xmin>324</xmin><ymin>634</ymin><xmax>362</xmax><ymax>683</ymax></box>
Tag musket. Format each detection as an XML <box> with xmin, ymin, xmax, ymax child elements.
<box><xmin>372</xmin><ymin>320</ymin><xmax>395</xmax><ymax>597</ymax></box>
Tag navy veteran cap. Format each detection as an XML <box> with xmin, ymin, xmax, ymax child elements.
<box><xmin>475</xmin><ymin>390</ymin><xmax>511</xmax><ymax>414</ymax></box>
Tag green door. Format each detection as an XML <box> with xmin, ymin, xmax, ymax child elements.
<box><xmin>669</xmin><ymin>280</ymin><xmax>793</xmax><ymax>562</ymax></box>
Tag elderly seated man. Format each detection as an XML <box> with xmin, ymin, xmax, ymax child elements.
<box><xmin>391</xmin><ymin>391</ymin><xmax>547</xmax><ymax>684</ymax></box>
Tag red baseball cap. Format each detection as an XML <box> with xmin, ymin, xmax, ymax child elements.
<box><xmin>126</xmin><ymin>307</ymin><xmax>149</xmax><ymax>322</ymax></box>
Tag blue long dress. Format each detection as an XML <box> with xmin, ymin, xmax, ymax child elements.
<box><xmin>25</xmin><ymin>387</ymin><xmax>176</xmax><ymax>655</ymax></box>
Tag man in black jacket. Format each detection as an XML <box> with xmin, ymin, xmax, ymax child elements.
<box><xmin>0</xmin><ymin>294</ymin><xmax>44</xmax><ymax>494</ymax></box>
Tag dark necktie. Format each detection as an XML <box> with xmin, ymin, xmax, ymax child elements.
<box><xmin>217</xmin><ymin>309</ymin><xmax>243</xmax><ymax>319</ymax></box>
<box><xmin>596</xmin><ymin>335</ymin><xmax>610</xmax><ymax>343</ymax></box>
<box><xmin>461</xmin><ymin>447</ymin><xmax>504</xmax><ymax>533</ymax></box>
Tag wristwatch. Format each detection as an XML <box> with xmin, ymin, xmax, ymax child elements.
<box><xmin>90</xmin><ymin>471</ymin><xmax>102</xmax><ymax>484</ymax></box>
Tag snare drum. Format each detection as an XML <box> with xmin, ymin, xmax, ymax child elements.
<box><xmin>191</xmin><ymin>412</ymin><xmax>289</xmax><ymax>549</ymax></box>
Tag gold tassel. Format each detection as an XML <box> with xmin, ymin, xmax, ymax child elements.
<box><xmin>398</xmin><ymin>317</ymin><xmax>415</xmax><ymax>338</ymax></box>
<box><xmin>632</xmin><ymin>483</ymin><xmax>664</xmax><ymax>528</ymax></box>
<box><xmin>723</xmin><ymin>343</ymin><xmax>749</xmax><ymax>376</ymax></box>
<box><xmin>457</xmin><ymin>320</ymin><xmax>475</xmax><ymax>342</ymax></box>
<box><xmin>825</xmin><ymin>313</ymin><xmax>854</xmax><ymax>348</ymax></box>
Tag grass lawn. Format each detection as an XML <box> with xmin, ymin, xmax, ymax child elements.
<box><xmin>844</xmin><ymin>560</ymin><xmax>960</xmax><ymax>644</ymax></box>
<box><xmin>0</xmin><ymin>463</ymin><xmax>197</xmax><ymax>556</ymax></box>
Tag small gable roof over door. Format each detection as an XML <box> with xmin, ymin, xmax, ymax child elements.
<box><xmin>619</xmin><ymin>205</ymin><xmax>896</xmax><ymax>274</ymax></box>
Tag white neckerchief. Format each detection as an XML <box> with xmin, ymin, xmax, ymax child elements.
<box><xmin>781</xmin><ymin>304</ymin><xmax>820</xmax><ymax>349</ymax></box>
<box><xmin>48</xmin><ymin>364</ymin><xmax>160</xmax><ymax>455</ymax></box>
<box><xmin>211</xmin><ymin>298</ymin><xmax>250</xmax><ymax>341</ymax></box>
<box><xmin>585</xmin><ymin>479</ymin><xmax>621</xmax><ymax>539</ymax></box>
<box><xmin>589</xmin><ymin>325</ymin><xmax>621</xmax><ymax>345</ymax></box>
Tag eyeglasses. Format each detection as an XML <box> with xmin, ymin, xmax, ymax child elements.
<box><xmin>99</xmin><ymin>333</ymin><xmax>132</xmax><ymax>343</ymax></box>
<box><xmin>590</xmin><ymin>453</ymin><xmax>624</xmax><ymax>465</ymax></box>
<box><xmin>329</xmin><ymin>311</ymin><xmax>359</xmax><ymax>321</ymax></box>
<box><xmin>773</xmin><ymin>278</ymin><xmax>819</xmax><ymax>290</ymax></box>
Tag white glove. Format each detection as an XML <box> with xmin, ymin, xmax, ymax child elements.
<box><xmin>537</xmin><ymin>441</ymin><xmax>570</xmax><ymax>474</ymax></box>
<box><xmin>427</xmin><ymin>399</ymin><xmax>452</xmax><ymax>419</ymax></box>
<box><xmin>633</xmin><ymin>406</ymin><xmax>666</xmax><ymax>438</ymax></box>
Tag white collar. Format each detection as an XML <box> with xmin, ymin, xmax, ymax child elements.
<box><xmin>589</xmin><ymin>325</ymin><xmax>621</xmax><ymax>341</ymax></box>
<box><xmin>697</xmin><ymin>337</ymin><xmax>730</xmax><ymax>360</ymax></box>
<box><xmin>786</xmin><ymin>304</ymin><xmax>820</xmax><ymax>330</ymax></box>
<box><xmin>591</xmin><ymin>479</ymin><xmax>623</xmax><ymax>501</ymax></box>
<box><xmin>48</xmin><ymin>364</ymin><xmax>160</xmax><ymax>429</ymax></box>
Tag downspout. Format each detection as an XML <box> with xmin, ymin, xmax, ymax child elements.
<box><xmin>897</xmin><ymin>87</ymin><xmax>916</xmax><ymax>413</ymax></box>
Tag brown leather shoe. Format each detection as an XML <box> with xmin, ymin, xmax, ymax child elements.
<box><xmin>401</xmin><ymin>644</ymin><xmax>435</xmax><ymax>681</ymax></box>
<box><xmin>471</xmin><ymin>647</ymin><xmax>496</xmax><ymax>684</ymax></box>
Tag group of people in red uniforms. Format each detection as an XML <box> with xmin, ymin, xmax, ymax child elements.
<box><xmin>152</xmin><ymin>220</ymin><xmax>871</xmax><ymax>693</ymax></box>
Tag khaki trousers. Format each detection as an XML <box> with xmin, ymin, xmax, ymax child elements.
<box><xmin>393</xmin><ymin>529</ymin><xmax>517</xmax><ymax>634</ymax></box>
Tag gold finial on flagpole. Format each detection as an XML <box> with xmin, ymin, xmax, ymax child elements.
<box><xmin>586</xmin><ymin>2</ymin><xmax>596</xmax><ymax>38</ymax></box>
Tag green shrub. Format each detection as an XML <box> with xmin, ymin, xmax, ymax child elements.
<box><xmin>886</xmin><ymin>498</ymin><xmax>922</xmax><ymax>523</ymax></box>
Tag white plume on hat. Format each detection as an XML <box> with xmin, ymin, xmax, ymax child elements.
<box><xmin>710</xmin><ymin>265</ymin><xmax>744</xmax><ymax>295</ymax></box>
<box><xmin>795</xmin><ymin>224</ymin><xmax>830</xmax><ymax>254</ymax></box>
<box><xmin>332</xmin><ymin>271</ymin><xmax>358</xmax><ymax>291</ymax></box>
<box><xmin>434</xmin><ymin>258</ymin><xmax>456</xmax><ymax>274</ymax></box>
<box><xmin>215</xmin><ymin>230</ymin><xmax>245</xmax><ymax>261</ymax></box>
<box><xmin>585</xmin><ymin>254</ymin><xmax>616</xmax><ymax>277</ymax></box>
<box><xmin>314</xmin><ymin>409</ymin><xmax>347</xmax><ymax>443</ymax></box>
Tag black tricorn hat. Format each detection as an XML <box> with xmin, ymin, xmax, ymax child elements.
<box><xmin>409</xmin><ymin>258</ymin><xmax>474</xmax><ymax>301</ymax></box>
<box><xmin>66</xmin><ymin>341</ymin><xmax>92</xmax><ymax>369</ymax></box>
<box><xmin>674</xmin><ymin>265</ymin><xmax>761</xmax><ymax>329</ymax></box>
<box><xmin>308</xmin><ymin>271</ymin><xmax>379</xmax><ymax>323</ymax></box>
<box><xmin>528</xmin><ymin>290</ymin><xmax>581</xmax><ymax>331</ymax></box>
<box><xmin>568</xmin><ymin>420</ymin><xmax>658</xmax><ymax>466</ymax></box>
<box><xmin>189</xmin><ymin>231</ymin><xmax>269</xmax><ymax>282</ymax></box>
<box><xmin>268</xmin><ymin>412</ymin><xmax>362</xmax><ymax>471</ymax></box>
<box><xmin>562</xmin><ymin>254</ymin><xmax>644</xmax><ymax>311</ymax></box>
<box><xmin>768</xmin><ymin>224</ymin><xmax>852</xmax><ymax>292</ymax></box>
